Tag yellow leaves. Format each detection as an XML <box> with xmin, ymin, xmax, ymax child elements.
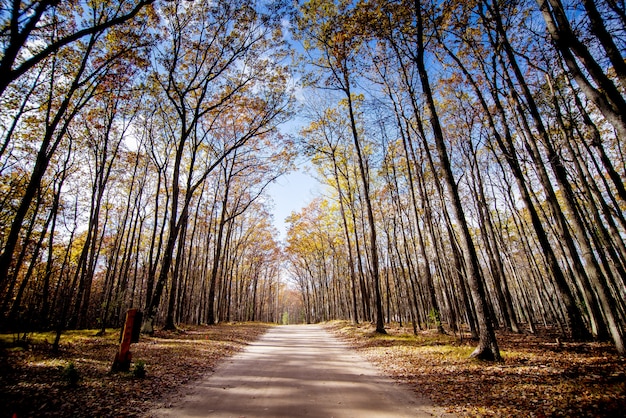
<box><xmin>286</xmin><ymin>198</ymin><xmax>337</xmax><ymax>251</ymax></box>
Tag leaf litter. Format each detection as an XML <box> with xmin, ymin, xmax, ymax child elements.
<box><xmin>326</xmin><ymin>321</ymin><xmax>626</xmax><ymax>417</ymax></box>
<box><xmin>0</xmin><ymin>323</ymin><xmax>270</xmax><ymax>417</ymax></box>
<box><xmin>2</xmin><ymin>322</ymin><xmax>625</xmax><ymax>417</ymax></box>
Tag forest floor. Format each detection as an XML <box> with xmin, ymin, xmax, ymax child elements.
<box><xmin>0</xmin><ymin>323</ymin><xmax>271</xmax><ymax>418</ymax></box>
<box><xmin>326</xmin><ymin>321</ymin><xmax>626</xmax><ymax>417</ymax></box>
<box><xmin>1</xmin><ymin>322</ymin><xmax>625</xmax><ymax>417</ymax></box>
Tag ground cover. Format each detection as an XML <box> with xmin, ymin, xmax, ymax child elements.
<box><xmin>3</xmin><ymin>322</ymin><xmax>625</xmax><ymax>417</ymax></box>
<box><xmin>0</xmin><ymin>324</ymin><xmax>271</xmax><ymax>417</ymax></box>
<box><xmin>326</xmin><ymin>321</ymin><xmax>626</xmax><ymax>417</ymax></box>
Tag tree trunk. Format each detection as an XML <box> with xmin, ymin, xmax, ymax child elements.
<box><xmin>413</xmin><ymin>0</ymin><xmax>500</xmax><ymax>360</ymax></box>
<box><xmin>342</xmin><ymin>84</ymin><xmax>385</xmax><ymax>333</ymax></box>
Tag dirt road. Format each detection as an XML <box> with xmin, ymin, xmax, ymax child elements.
<box><xmin>147</xmin><ymin>324</ymin><xmax>453</xmax><ymax>417</ymax></box>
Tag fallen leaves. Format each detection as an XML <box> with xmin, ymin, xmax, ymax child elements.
<box><xmin>3</xmin><ymin>322</ymin><xmax>625</xmax><ymax>417</ymax></box>
<box><xmin>326</xmin><ymin>321</ymin><xmax>626</xmax><ymax>417</ymax></box>
<box><xmin>0</xmin><ymin>323</ymin><xmax>271</xmax><ymax>417</ymax></box>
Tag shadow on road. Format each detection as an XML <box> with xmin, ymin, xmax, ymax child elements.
<box><xmin>147</xmin><ymin>324</ymin><xmax>454</xmax><ymax>417</ymax></box>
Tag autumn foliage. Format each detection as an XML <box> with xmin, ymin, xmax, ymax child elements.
<box><xmin>1</xmin><ymin>3</ymin><xmax>626</xmax><ymax>413</ymax></box>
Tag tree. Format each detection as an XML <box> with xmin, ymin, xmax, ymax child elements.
<box><xmin>300</xmin><ymin>100</ymin><xmax>364</xmax><ymax>324</ymax></box>
<box><xmin>0</xmin><ymin>0</ymin><xmax>156</xmax><ymax>97</ymax></box>
<box><xmin>141</xmin><ymin>0</ymin><xmax>292</xmax><ymax>332</ymax></box>
<box><xmin>537</xmin><ymin>0</ymin><xmax>626</xmax><ymax>142</ymax></box>
<box><xmin>295</xmin><ymin>0</ymin><xmax>386</xmax><ymax>334</ymax></box>
<box><xmin>0</xmin><ymin>0</ymin><xmax>156</xmax><ymax>308</ymax></box>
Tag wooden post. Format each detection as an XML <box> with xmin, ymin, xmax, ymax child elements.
<box><xmin>111</xmin><ymin>309</ymin><xmax>140</xmax><ymax>372</ymax></box>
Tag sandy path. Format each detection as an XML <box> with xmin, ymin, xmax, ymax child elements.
<box><xmin>147</xmin><ymin>324</ymin><xmax>453</xmax><ymax>417</ymax></box>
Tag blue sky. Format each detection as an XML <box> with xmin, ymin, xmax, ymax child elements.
<box><xmin>267</xmin><ymin>162</ymin><xmax>321</xmax><ymax>242</ymax></box>
<box><xmin>268</xmin><ymin>15</ymin><xmax>324</xmax><ymax>244</ymax></box>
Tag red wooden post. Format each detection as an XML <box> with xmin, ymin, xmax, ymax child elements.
<box><xmin>112</xmin><ymin>309</ymin><xmax>139</xmax><ymax>372</ymax></box>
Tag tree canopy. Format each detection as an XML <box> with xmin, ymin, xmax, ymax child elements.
<box><xmin>1</xmin><ymin>0</ymin><xmax>626</xmax><ymax>359</ymax></box>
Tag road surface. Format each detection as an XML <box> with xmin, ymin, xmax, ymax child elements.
<box><xmin>147</xmin><ymin>324</ymin><xmax>453</xmax><ymax>417</ymax></box>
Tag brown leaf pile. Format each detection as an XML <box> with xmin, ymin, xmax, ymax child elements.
<box><xmin>0</xmin><ymin>323</ymin><xmax>270</xmax><ymax>418</ymax></box>
<box><xmin>326</xmin><ymin>321</ymin><xmax>626</xmax><ymax>417</ymax></box>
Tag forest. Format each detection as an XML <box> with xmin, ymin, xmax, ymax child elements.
<box><xmin>0</xmin><ymin>0</ymin><xmax>625</xmax><ymax>363</ymax></box>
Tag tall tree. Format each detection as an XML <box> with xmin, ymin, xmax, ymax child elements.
<box><xmin>295</xmin><ymin>0</ymin><xmax>386</xmax><ymax>333</ymax></box>
<box><xmin>300</xmin><ymin>102</ymin><xmax>361</xmax><ymax>324</ymax></box>
<box><xmin>141</xmin><ymin>0</ymin><xmax>292</xmax><ymax>332</ymax></box>
<box><xmin>0</xmin><ymin>0</ymin><xmax>155</xmax><ymax>300</ymax></box>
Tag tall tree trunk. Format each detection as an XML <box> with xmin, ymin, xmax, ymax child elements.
<box><xmin>330</xmin><ymin>150</ymin><xmax>360</xmax><ymax>324</ymax></box>
<box><xmin>207</xmin><ymin>166</ymin><xmax>232</xmax><ymax>325</ymax></box>
<box><xmin>467</xmin><ymin>147</ymin><xmax>519</xmax><ymax>332</ymax></box>
<box><xmin>489</xmin><ymin>0</ymin><xmax>623</xmax><ymax>351</ymax></box>
<box><xmin>142</xmin><ymin>122</ymin><xmax>186</xmax><ymax>333</ymax></box>
<box><xmin>163</xmin><ymin>211</ymin><xmax>189</xmax><ymax>330</ymax></box>
<box><xmin>413</xmin><ymin>0</ymin><xmax>500</xmax><ymax>360</ymax></box>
